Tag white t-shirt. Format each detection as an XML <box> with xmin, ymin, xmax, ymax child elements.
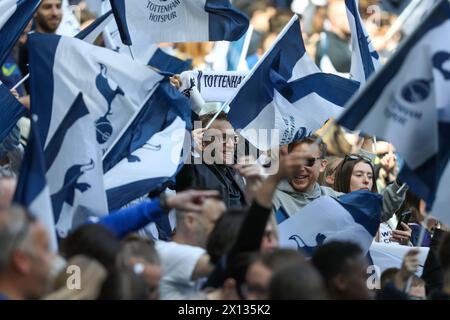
<box><xmin>155</xmin><ymin>241</ymin><xmax>206</xmax><ymax>300</ymax></box>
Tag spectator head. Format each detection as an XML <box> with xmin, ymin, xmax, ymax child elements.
<box><xmin>408</xmin><ymin>275</ymin><xmax>426</xmax><ymax>299</ymax></box>
<box><xmin>312</xmin><ymin>241</ymin><xmax>373</xmax><ymax>300</ymax></box>
<box><xmin>269</xmin><ymin>263</ymin><xmax>328</xmax><ymax>299</ymax></box>
<box><xmin>116</xmin><ymin>237</ymin><xmax>162</xmax><ymax>300</ymax></box>
<box><xmin>200</xmin><ymin>112</ymin><xmax>238</xmax><ymax>166</ymax></box>
<box><xmin>44</xmin><ymin>255</ymin><xmax>107</xmax><ymax>300</ymax></box>
<box><xmin>380</xmin><ymin>267</ymin><xmax>399</xmax><ymax>289</ymax></box>
<box><xmin>269</xmin><ymin>10</ymin><xmax>295</xmax><ymax>34</ymax></box>
<box><xmin>60</xmin><ymin>223</ymin><xmax>120</xmax><ymax>271</ymax></box>
<box><xmin>260</xmin><ymin>214</ymin><xmax>279</xmax><ymax>252</ymax></box>
<box><xmin>327</xmin><ymin>0</ymin><xmax>350</xmax><ymax>37</ymax></box>
<box><xmin>321</xmin><ymin>156</ymin><xmax>343</xmax><ymax>187</ymax></box>
<box><xmin>34</xmin><ymin>0</ymin><xmax>63</xmax><ymax>34</ymax></box>
<box><xmin>0</xmin><ymin>205</ymin><xmax>55</xmax><ymax>299</ymax></box>
<box><xmin>333</xmin><ymin>154</ymin><xmax>377</xmax><ymax>193</ymax></box>
<box><xmin>175</xmin><ymin>196</ymin><xmax>225</xmax><ymax>248</ymax></box>
<box><xmin>244</xmin><ymin>249</ymin><xmax>306</xmax><ymax>300</ymax></box>
<box><xmin>97</xmin><ymin>269</ymin><xmax>149</xmax><ymax>300</ymax></box>
<box><xmin>287</xmin><ymin>135</ymin><xmax>328</xmax><ymax>193</ymax></box>
<box><xmin>242</xmin><ymin>0</ymin><xmax>276</xmax><ymax>33</ymax></box>
<box><xmin>206</xmin><ymin>209</ymin><xmax>246</xmax><ymax>264</ymax></box>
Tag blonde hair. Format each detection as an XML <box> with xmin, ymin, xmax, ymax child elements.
<box><xmin>43</xmin><ymin>255</ymin><xmax>107</xmax><ymax>300</ymax></box>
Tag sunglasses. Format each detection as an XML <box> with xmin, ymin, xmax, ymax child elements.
<box><xmin>344</xmin><ymin>154</ymin><xmax>373</xmax><ymax>164</ymax></box>
<box><xmin>301</xmin><ymin>157</ymin><xmax>322</xmax><ymax>167</ymax></box>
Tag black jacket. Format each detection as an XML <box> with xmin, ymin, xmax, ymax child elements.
<box><xmin>175</xmin><ymin>162</ymin><xmax>248</xmax><ymax>209</ymax></box>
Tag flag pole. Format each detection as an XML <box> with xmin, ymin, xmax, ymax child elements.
<box><xmin>384</xmin><ymin>0</ymin><xmax>422</xmax><ymax>42</ymax></box>
<box><xmin>204</xmin><ymin>15</ymin><xmax>300</xmax><ymax>130</ymax></box>
<box><xmin>237</xmin><ymin>25</ymin><xmax>254</xmax><ymax>71</ymax></box>
<box><xmin>12</xmin><ymin>73</ymin><xmax>30</xmax><ymax>91</ymax></box>
<box><xmin>128</xmin><ymin>45</ymin><xmax>135</xmax><ymax>60</ymax></box>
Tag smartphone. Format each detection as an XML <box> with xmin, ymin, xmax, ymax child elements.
<box><xmin>396</xmin><ymin>211</ymin><xmax>412</xmax><ymax>230</ymax></box>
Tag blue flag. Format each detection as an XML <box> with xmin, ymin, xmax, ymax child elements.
<box><xmin>75</xmin><ymin>9</ymin><xmax>114</xmax><ymax>43</ymax></box>
<box><xmin>279</xmin><ymin>191</ymin><xmax>382</xmax><ymax>256</ymax></box>
<box><xmin>228</xmin><ymin>15</ymin><xmax>358</xmax><ymax>150</ymax></box>
<box><xmin>337</xmin><ymin>0</ymin><xmax>450</xmax><ymax>228</ymax></box>
<box><xmin>148</xmin><ymin>48</ymin><xmax>192</xmax><ymax>75</ymax></box>
<box><xmin>0</xmin><ymin>0</ymin><xmax>41</xmax><ymax>66</ymax></box>
<box><xmin>13</xmin><ymin>119</ymin><xmax>58</xmax><ymax>251</ymax></box>
<box><xmin>109</xmin><ymin>0</ymin><xmax>249</xmax><ymax>46</ymax></box>
<box><xmin>0</xmin><ymin>82</ymin><xmax>26</xmax><ymax>143</ymax></box>
<box><xmin>345</xmin><ymin>0</ymin><xmax>381</xmax><ymax>84</ymax></box>
<box><xmin>103</xmin><ymin>80</ymin><xmax>191</xmax><ymax>210</ymax></box>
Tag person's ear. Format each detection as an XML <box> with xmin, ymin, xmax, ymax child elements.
<box><xmin>320</xmin><ymin>159</ymin><xmax>328</xmax><ymax>173</ymax></box>
<box><xmin>325</xmin><ymin>174</ymin><xmax>334</xmax><ymax>187</ymax></box>
<box><xmin>223</xmin><ymin>278</ymin><xmax>239</xmax><ymax>300</ymax></box>
<box><xmin>10</xmin><ymin>250</ymin><xmax>31</xmax><ymax>275</ymax></box>
<box><xmin>332</xmin><ymin>274</ymin><xmax>349</xmax><ymax>293</ymax></box>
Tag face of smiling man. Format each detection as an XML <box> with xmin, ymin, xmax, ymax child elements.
<box><xmin>289</xmin><ymin>142</ymin><xmax>327</xmax><ymax>193</ymax></box>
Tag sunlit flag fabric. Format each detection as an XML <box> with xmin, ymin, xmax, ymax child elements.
<box><xmin>27</xmin><ymin>33</ymin><xmax>163</xmax><ymax>156</ymax></box>
<box><xmin>227</xmin><ymin>15</ymin><xmax>359</xmax><ymax>150</ymax></box>
<box><xmin>337</xmin><ymin>0</ymin><xmax>450</xmax><ymax>228</ymax></box>
<box><xmin>0</xmin><ymin>0</ymin><xmax>41</xmax><ymax>66</ymax></box>
<box><xmin>108</xmin><ymin>0</ymin><xmax>249</xmax><ymax>46</ymax></box>
<box><xmin>103</xmin><ymin>81</ymin><xmax>192</xmax><ymax>211</ymax></box>
<box><xmin>13</xmin><ymin>121</ymin><xmax>58</xmax><ymax>251</ymax></box>
<box><xmin>0</xmin><ymin>81</ymin><xmax>26</xmax><ymax>143</ymax></box>
<box><xmin>56</xmin><ymin>0</ymin><xmax>81</xmax><ymax>36</ymax></box>
<box><xmin>345</xmin><ymin>0</ymin><xmax>382</xmax><ymax>84</ymax></box>
<box><xmin>43</xmin><ymin>93</ymin><xmax>107</xmax><ymax>237</ymax></box>
<box><xmin>278</xmin><ymin>191</ymin><xmax>382</xmax><ymax>256</ymax></box>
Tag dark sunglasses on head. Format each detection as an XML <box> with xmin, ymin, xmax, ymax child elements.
<box><xmin>344</xmin><ymin>154</ymin><xmax>373</xmax><ymax>164</ymax></box>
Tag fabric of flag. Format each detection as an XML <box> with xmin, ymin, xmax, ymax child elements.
<box><xmin>0</xmin><ymin>81</ymin><xmax>26</xmax><ymax>143</ymax></box>
<box><xmin>227</xmin><ymin>15</ymin><xmax>358</xmax><ymax>150</ymax></box>
<box><xmin>103</xmin><ymin>81</ymin><xmax>192</xmax><ymax>211</ymax></box>
<box><xmin>13</xmin><ymin>119</ymin><xmax>58</xmax><ymax>251</ymax></box>
<box><xmin>56</xmin><ymin>0</ymin><xmax>81</xmax><ymax>37</ymax></box>
<box><xmin>27</xmin><ymin>32</ymin><xmax>163</xmax><ymax>155</ymax></box>
<box><xmin>42</xmin><ymin>93</ymin><xmax>108</xmax><ymax>237</ymax></box>
<box><xmin>345</xmin><ymin>0</ymin><xmax>382</xmax><ymax>84</ymax></box>
<box><xmin>278</xmin><ymin>191</ymin><xmax>382</xmax><ymax>256</ymax></box>
<box><xmin>0</xmin><ymin>0</ymin><xmax>41</xmax><ymax>66</ymax></box>
<box><xmin>75</xmin><ymin>9</ymin><xmax>114</xmax><ymax>43</ymax></box>
<box><xmin>148</xmin><ymin>48</ymin><xmax>192</xmax><ymax>75</ymax></box>
<box><xmin>108</xmin><ymin>0</ymin><xmax>249</xmax><ymax>46</ymax></box>
<box><xmin>337</xmin><ymin>0</ymin><xmax>450</xmax><ymax>227</ymax></box>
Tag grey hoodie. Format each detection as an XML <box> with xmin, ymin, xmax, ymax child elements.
<box><xmin>272</xmin><ymin>180</ymin><xmax>406</xmax><ymax>222</ymax></box>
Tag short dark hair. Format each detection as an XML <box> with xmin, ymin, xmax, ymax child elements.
<box><xmin>199</xmin><ymin>111</ymin><xmax>229</xmax><ymax>128</ymax></box>
<box><xmin>288</xmin><ymin>134</ymin><xmax>328</xmax><ymax>158</ymax></box>
<box><xmin>380</xmin><ymin>267</ymin><xmax>399</xmax><ymax>289</ymax></box>
<box><xmin>61</xmin><ymin>224</ymin><xmax>120</xmax><ymax>270</ymax></box>
<box><xmin>312</xmin><ymin>241</ymin><xmax>363</xmax><ymax>288</ymax></box>
<box><xmin>269</xmin><ymin>262</ymin><xmax>328</xmax><ymax>300</ymax></box>
<box><xmin>260</xmin><ymin>249</ymin><xmax>306</xmax><ymax>273</ymax></box>
<box><xmin>116</xmin><ymin>237</ymin><xmax>160</xmax><ymax>268</ymax></box>
<box><xmin>206</xmin><ymin>209</ymin><xmax>246</xmax><ymax>264</ymax></box>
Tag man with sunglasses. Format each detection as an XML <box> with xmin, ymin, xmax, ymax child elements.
<box><xmin>0</xmin><ymin>205</ymin><xmax>55</xmax><ymax>300</ymax></box>
<box><xmin>273</xmin><ymin>135</ymin><xmax>407</xmax><ymax>222</ymax></box>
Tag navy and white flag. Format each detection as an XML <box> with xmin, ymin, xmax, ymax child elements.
<box><xmin>103</xmin><ymin>81</ymin><xmax>191</xmax><ymax>210</ymax></box>
<box><xmin>179</xmin><ymin>70</ymin><xmax>247</xmax><ymax>102</ymax></box>
<box><xmin>13</xmin><ymin>120</ymin><xmax>58</xmax><ymax>251</ymax></box>
<box><xmin>148</xmin><ymin>48</ymin><xmax>192</xmax><ymax>75</ymax></box>
<box><xmin>337</xmin><ymin>0</ymin><xmax>450</xmax><ymax>227</ymax></box>
<box><xmin>369</xmin><ymin>242</ymin><xmax>429</xmax><ymax>277</ymax></box>
<box><xmin>56</xmin><ymin>0</ymin><xmax>81</xmax><ymax>37</ymax></box>
<box><xmin>345</xmin><ymin>0</ymin><xmax>381</xmax><ymax>84</ymax></box>
<box><xmin>108</xmin><ymin>0</ymin><xmax>249</xmax><ymax>46</ymax></box>
<box><xmin>43</xmin><ymin>93</ymin><xmax>108</xmax><ymax>237</ymax></box>
<box><xmin>28</xmin><ymin>33</ymin><xmax>163</xmax><ymax>155</ymax></box>
<box><xmin>101</xmin><ymin>0</ymin><xmax>158</xmax><ymax>64</ymax></box>
<box><xmin>0</xmin><ymin>0</ymin><xmax>41</xmax><ymax>66</ymax></box>
<box><xmin>227</xmin><ymin>15</ymin><xmax>358</xmax><ymax>150</ymax></box>
<box><xmin>0</xmin><ymin>81</ymin><xmax>26</xmax><ymax>142</ymax></box>
<box><xmin>279</xmin><ymin>191</ymin><xmax>382</xmax><ymax>256</ymax></box>
<box><xmin>75</xmin><ymin>9</ymin><xmax>114</xmax><ymax>43</ymax></box>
